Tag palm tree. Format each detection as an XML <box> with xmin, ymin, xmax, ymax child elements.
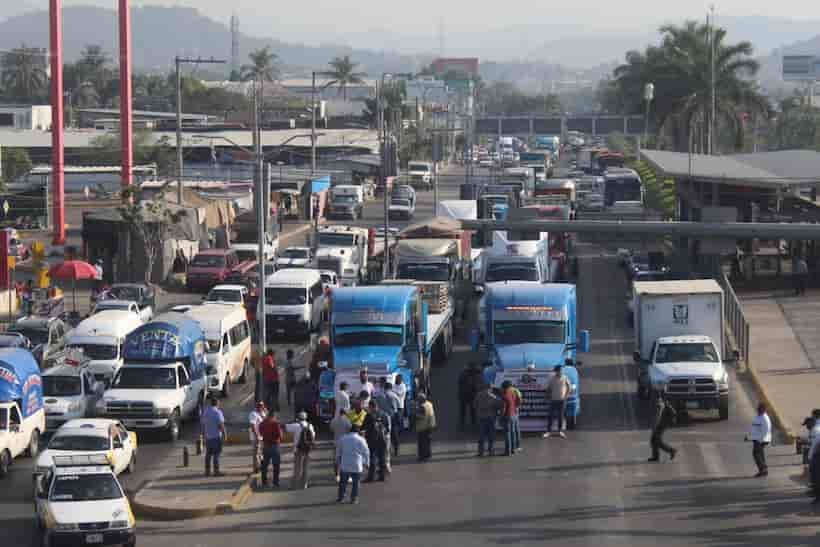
<box><xmin>1</xmin><ymin>45</ymin><xmax>48</xmax><ymax>101</ymax></box>
<box><xmin>240</xmin><ymin>47</ymin><xmax>280</xmax><ymax>114</ymax></box>
<box><xmin>320</xmin><ymin>55</ymin><xmax>367</xmax><ymax>100</ymax></box>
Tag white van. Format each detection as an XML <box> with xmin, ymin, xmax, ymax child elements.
<box><xmin>65</xmin><ymin>310</ymin><xmax>143</xmax><ymax>384</ymax></box>
<box><xmin>183</xmin><ymin>304</ymin><xmax>252</xmax><ymax>398</ymax></box>
<box><xmin>265</xmin><ymin>269</ymin><xmax>324</xmax><ymax>339</ymax></box>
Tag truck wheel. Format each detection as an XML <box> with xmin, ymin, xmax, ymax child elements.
<box><xmin>222</xmin><ymin>374</ymin><xmax>231</xmax><ymax>398</ymax></box>
<box><xmin>566</xmin><ymin>415</ymin><xmax>577</xmax><ymax>430</ymax></box>
<box><xmin>719</xmin><ymin>397</ymin><xmax>729</xmax><ymax>421</ymax></box>
<box><xmin>238</xmin><ymin>360</ymin><xmax>249</xmax><ymax>384</ymax></box>
<box><xmin>166</xmin><ymin>411</ymin><xmax>181</xmax><ymax>442</ymax></box>
<box><xmin>0</xmin><ymin>449</ymin><xmax>10</xmax><ymax>477</ymax></box>
<box><xmin>26</xmin><ymin>430</ymin><xmax>40</xmax><ymax>457</ymax></box>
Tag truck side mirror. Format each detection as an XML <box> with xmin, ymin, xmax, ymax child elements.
<box><xmin>632</xmin><ymin>351</ymin><xmax>641</xmax><ymax>364</ymax></box>
<box><xmin>578</xmin><ymin>330</ymin><xmax>590</xmax><ymax>353</ymax></box>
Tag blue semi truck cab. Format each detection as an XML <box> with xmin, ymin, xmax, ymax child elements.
<box><xmin>473</xmin><ymin>282</ymin><xmax>589</xmax><ymax>431</ymax></box>
<box><xmin>322</xmin><ymin>286</ymin><xmax>436</xmax><ymax>424</ymax></box>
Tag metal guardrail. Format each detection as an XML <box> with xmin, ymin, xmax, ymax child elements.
<box><xmin>718</xmin><ymin>273</ymin><xmax>750</xmax><ymax>362</ymax></box>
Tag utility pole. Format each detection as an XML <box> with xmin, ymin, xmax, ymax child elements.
<box><xmin>174</xmin><ymin>56</ymin><xmax>226</xmax><ymax>204</ymax></box>
<box><xmin>311</xmin><ymin>71</ymin><xmax>317</xmax><ymax>173</ymax></box>
<box><xmin>254</xmin><ymin>80</ymin><xmax>267</xmax><ymax>361</ymax></box>
<box><xmin>707</xmin><ymin>5</ymin><xmax>716</xmax><ymax>155</ymax></box>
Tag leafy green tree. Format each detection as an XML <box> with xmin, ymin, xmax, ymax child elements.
<box><xmin>320</xmin><ymin>55</ymin><xmax>367</xmax><ymax>100</ymax></box>
<box><xmin>1</xmin><ymin>45</ymin><xmax>48</xmax><ymax>101</ymax></box>
<box><xmin>1</xmin><ymin>147</ymin><xmax>33</xmax><ymax>185</ymax></box>
<box><xmin>83</xmin><ymin>130</ymin><xmax>176</xmax><ymax>176</ymax></box>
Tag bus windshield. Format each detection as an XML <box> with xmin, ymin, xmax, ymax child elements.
<box><xmin>605</xmin><ymin>177</ymin><xmax>642</xmax><ymax>206</ymax></box>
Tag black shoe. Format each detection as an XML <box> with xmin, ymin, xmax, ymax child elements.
<box><xmin>669</xmin><ymin>449</ymin><xmax>677</xmax><ymax>461</ymax></box>
<box><xmin>754</xmin><ymin>470</ymin><xmax>768</xmax><ymax>477</ymax></box>
<box><xmin>647</xmin><ymin>457</ymin><xmax>660</xmax><ymax>462</ymax></box>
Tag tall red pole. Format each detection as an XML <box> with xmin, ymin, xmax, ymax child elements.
<box><xmin>49</xmin><ymin>0</ymin><xmax>65</xmax><ymax>245</ymax></box>
<box><xmin>119</xmin><ymin>0</ymin><xmax>133</xmax><ymax>190</ymax></box>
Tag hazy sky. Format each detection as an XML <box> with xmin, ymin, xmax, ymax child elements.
<box><xmin>8</xmin><ymin>0</ymin><xmax>820</xmax><ymax>37</ymax></box>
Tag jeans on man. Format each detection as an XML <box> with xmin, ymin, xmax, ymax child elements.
<box><xmin>650</xmin><ymin>427</ymin><xmax>675</xmax><ymax>459</ymax></box>
<box><xmin>511</xmin><ymin>415</ymin><xmax>521</xmax><ymax>451</ymax></box>
<box><xmin>478</xmin><ymin>416</ymin><xmax>496</xmax><ymax>455</ymax></box>
<box><xmin>367</xmin><ymin>443</ymin><xmax>387</xmax><ymax>481</ymax></box>
<box><xmin>752</xmin><ymin>440</ymin><xmax>768</xmax><ymax>474</ymax></box>
<box><xmin>546</xmin><ymin>400</ymin><xmax>567</xmax><ymax>433</ymax></box>
<box><xmin>260</xmin><ymin>444</ymin><xmax>281</xmax><ymax>486</ymax></box>
<box><xmin>500</xmin><ymin>416</ymin><xmax>514</xmax><ymax>455</ymax></box>
<box><xmin>205</xmin><ymin>437</ymin><xmax>223</xmax><ymax>474</ymax></box>
<box><xmin>265</xmin><ymin>382</ymin><xmax>280</xmax><ymax>412</ymax></box>
<box><xmin>417</xmin><ymin>430</ymin><xmax>432</xmax><ymax>461</ymax></box>
<box><xmin>338</xmin><ymin>471</ymin><xmax>361</xmax><ymax>501</ymax></box>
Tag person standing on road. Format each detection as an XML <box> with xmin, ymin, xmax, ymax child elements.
<box><xmin>415</xmin><ymin>393</ymin><xmax>436</xmax><ymax>462</ymax></box>
<box><xmin>746</xmin><ymin>402</ymin><xmax>771</xmax><ymax>477</ymax></box>
<box><xmin>248</xmin><ymin>402</ymin><xmax>267</xmax><ymax>472</ymax></box>
<box><xmin>458</xmin><ymin>363</ymin><xmax>481</xmax><ymax>431</ymax></box>
<box><xmin>501</xmin><ymin>381</ymin><xmax>521</xmax><ymax>456</ymax></box>
<box><xmin>293</xmin><ymin>375</ymin><xmax>319</xmax><ymax>426</ymax></box>
<box><xmin>284</xmin><ymin>349</ymin><xmax>302</xmax><ymax>408</ymax></box>
<box><xmin>393</xmin><ymin>375</ymin><xmax>407</xmax><ymax>432</ymax></box>
<box><xmin>286</xmin><ymin>411</ymin><xmax>317</xmax><ymax>489</ymax></box>
<box><xmin>376</xmin><ymin>382</ymin><xmax>402</xmax><ymax>457</ymax></box>
<box><xmin>543</xmin><ymin>365</ymin><xmax>571</xmax><ymax>439</ymax></box>
<box><xmin>336</xmin><ymin>424</ymin><xmax>370</xmax><ymax>504</ymax></box>
<box><xmin>796</xmin><ymin>257</ymin><xmax>810</xmax><ymax>295</ymax></box>
<box><xmin>808</xmin><ymin>418</ymin><xmax>820</xmax><ymax>503</ymax></box>
<box><xmin>262</xmin><ymin>350</ymin><xmax>280</xmax><ymax>412</ymax></box>
<box><xmin>511</xmin><ymin>385</ymin><xmax>523</xmax><ymax>452</ymax></box>
<box><xmin>200</xmin><ymin>397</ymin><xmax>226</xmax><ymax>477</ymax></box>
<box><xmin>330</xmin><ymin>408</ymin><xmax>352</xmax><ymax>483</ymax></box>
<box><xmin>475</xmin><ymin>384</ymin><xmax>503</xmax><ymax>457</ymax></box>
<box><xmin>259</xmin><ymin>411</ymin><xmax>282</xmax><ymax>488</ymax></box>
<box><xmin>350</xmin><ymin>368</ymin><xmax>375</xmax><ymax>407</ymax></box>
<box><xmin>346</xmin><ymin>396</ymin><xmax>368</xmax><ymax>429</ymax></box>
<box><xmin>336</xmin><ymin>381</ymin><xmax>351</xmax><ymax>415</ymax></box>
<box><xmin>363</xmin><ymin>400</ymin><xmax>391</xmax><ymax>482</ymax></box>
<box><xmin>648</xmin><ymin>396</ymin><xmax>678</xmax><ymax>462</ymax></box>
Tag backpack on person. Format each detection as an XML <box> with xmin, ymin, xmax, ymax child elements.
<box><xmin>296</xmin><ymin>424</ymin><xmax>315</xmax><ymax>453</ymax></box>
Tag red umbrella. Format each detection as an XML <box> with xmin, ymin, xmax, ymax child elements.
<box><xmin>48</xmin><ymin>260</ymin><xmax>99</xmax><ymax>312</ymax></box>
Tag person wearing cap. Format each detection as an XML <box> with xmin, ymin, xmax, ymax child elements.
<box><xmin>543</xmin><ymin>365</ymin><xmax>572</xmax><ymax>439</ymax></box>
<box><xmin>248</xmin><ymin>402</ymin><xmax>267</xmax><ymax>472</ymax></box>
<box><xmin>475</xmin><ymin>383</ymin><xmax>503</xmax><ymax>457</ymax></box>
<box><xmin>286</xmin><ymin>411</ymin><xmax>317</xmax><ymax>489</ymax></box>
<box><xmin>200</xmin><ymin>397</ymin><xmax>226</xmax><ymax>477</ymax></box>
<box><xmin>501</xmin><ymin>380</ymin><xmax>521</xmax><ymax>456</ymax></box>
<box><xmin>415</xmin><ymin>393</ymin><xmax>436</xmax><ymax>462</ymax></box>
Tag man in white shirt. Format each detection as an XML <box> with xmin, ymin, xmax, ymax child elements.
<box><xmin>336</xmin><ymin>425</ymin><xmax>370</xmax><ymax>504</ymax></box>
<box><xmin>393</xmin><ymin>374</ymin><xmax>407</xmax><ymax>430</ymax></box>
<box><xmin>543</xmin><ymin>365</ymin><xmax>572</xmax><ymax>439</ymax></box>
<box><xmin>747</xmin><ymin>402</ymin><xmax>772</xmax><ymax>477</ymax></box>
<box><xmin>349</xmin><ymin>368</ymin><xmax>375</xmax><ymax>406</ymax></box>
<box><xmin>285</xmin><ymin>412</ymin><xmax>317</xmax><ymax>489</ymax></box>
<box><xmin>248</xmin><ymin>402</ymin><xmax>267</xmax><ymax>472</ymax></box>
<box><xmin>335</xmin><ymin>382</ymin><xmax>351</xmax><ymax>414</ymax></box>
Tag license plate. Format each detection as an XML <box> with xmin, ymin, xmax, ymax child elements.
<box><xmin>685</xmin><ymin>401</ymin><xmax>700</xmax><ymax>409</ymax></box>
<box><xmin>86</xmin><ymin>534</ymin><xmax>103</xmax><ymax>544</ymax></box>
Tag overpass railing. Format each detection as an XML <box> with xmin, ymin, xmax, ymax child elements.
<box><xmin>717</xmin><ymin>273</ymin><xmax>750</xmax><ymax>363</ymax></box>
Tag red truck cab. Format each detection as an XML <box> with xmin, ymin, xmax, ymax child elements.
<box><xmin>186</xmin><ymin>249</ymin><xmax>240</xmax><ymax>291</ymax></box>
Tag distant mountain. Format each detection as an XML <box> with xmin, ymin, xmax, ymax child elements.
<box><xmin>0</xmin><ymin>5</ymin><xmax>420</xmax><ymax>75</ymax></box>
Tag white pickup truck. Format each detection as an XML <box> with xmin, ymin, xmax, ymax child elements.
<box><xmin>0</xmin><ymin>348</ymin><xmax>45</xmax><ymax>477</ymax></box>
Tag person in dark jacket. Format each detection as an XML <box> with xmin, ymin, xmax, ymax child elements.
<box><xmin>293</xmin><ymin>375</ymin><xmax>318</xmax><ymax>427</ymax></box>
<box><xmin>648</xmin><ymin>396</ymin><xmax>678</xmax><ymax>462</ymax></box>
<box><xmin>458</xmin><ymin>363</ymin><xmax>481</xmax><ymax>431</ymax></box>
<box><xmin>363</xmin><ymin>400</ymin><xmax>391</xmax><ymax>482</ymax></box>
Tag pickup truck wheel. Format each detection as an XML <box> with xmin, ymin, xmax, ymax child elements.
<box><xmin>26</xmin><ymin>430</ymin><xmax>40</xmax><ymax>457</ymax></box>
<box><xmin>0</xmin><ymin>449</ymin><xmax>10</xmax><ymax>477</ymax></box>
<box><xmin>719</xmin><ymin>396</ymin><xmax>729</xmax><ymax>421</ymax></box>
<box><xmin>222</xmin><ymin>374</ymin><xmax>231</xmax><ymax>398</ymax></box>
<box><xmin>167</xmin><ymin>411</ymin><xmax>181</xmax><ymax>442</ymax></box>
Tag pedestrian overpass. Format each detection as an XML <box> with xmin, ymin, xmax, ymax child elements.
<box><xmin>474</xmin><ymin>115</ymin><xmax>645</xmax><ymax>138</ymax></box>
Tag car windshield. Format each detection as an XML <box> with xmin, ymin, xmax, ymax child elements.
<box><xmin>486</xmin><ymin>264</ymin><xmax>538</xmax><ymax>282</ymax></box>
<box><xmin>47</xmin><ymin>435</ymin><xmax>109</xmax><ymax>451</ymax></box>
<box><xmin>655</xmin><ymin>343</ymin><xmax>719</xmax><ymax>363</ymax></box>
<box><xmin>397</xmin><ymin>263</ymin><xmax>449</xmax><ymax>282</ymax></box>
<box><xmin>108</xmin><ymin>286</ymin><xmax>141</xmax><ymax>301</ymax></box>
<box><xmin>334</xmin><ymin>195</ymin><xmax>357</xmax><ymax>203</ymax></box>
<box><xmin>206</xmin><ymin>339</ymin><xmax>221</xmax><ymax>353</ymax></box>
<box><xmin>51</xmin><ymin>474</ymin><xmax>122</xmax><ymax>502</ymax></box>
<box><xmin>321</xmin><ymin>274</ymin><xmax>335</xmax><ymax>284</ymax></box>
<box><xmin>391</xmin><ymin>199</ymin><xmax>411</xmax><ymax>207</ymax></box>
<box><xmin>43</xmin><ymin>376</ymin><xmax>83</xmax><ymax>396</ymax></box>
<box><xmin>409</xmin><ymin>164</ymin><xmax>429</xmax><ymax>172</ymax></box>
<box><xmin>335</xmin><ymin>330</ymin><xmax>403</xmax><ymax>347</ymax></box>
<box><xmin>0</xmin><ymin>334</ymin><xmax>26</xmax><ymax>347</ymax></box>
<box><xmin>494</xmin><ymin>321</ymin><xmax>565</xmax><ymax>345</ymax></box>
<box><xmin>67</xmin><ymin>344</ymin><xmax>118</xmax><ymax>360</ymax></box>
<box><xmin>318</xmin><ymin>233</ymin><xmax>355</xmax><ymax>247</ymax></box>
<box><xmin>265</xmin><ymin>287</ymin><xmax>307</xmax><ymax>306</ymax></box>
<box><xmin>8</xmin><ymin>327</ymin><xmax>48</xmax><ymax>346</ymax></box>
<box><xmin>207</xmin><ymin>289</ymin><xmax>242</xmax><ymax>302</ymax></box>
<box><xmin>112</xmin><ymin>367</ymin><xmax>177</xmax><ymax>389</ymax></box>
<box><xmin>281</xmin><ymin>249</ymin><xmax>309</xmax><ymax>259</ymax></box>
<box><xmin>191</xmin><ymin>255</ymin><xmax>226</xmax><ymax>268</ymax></box>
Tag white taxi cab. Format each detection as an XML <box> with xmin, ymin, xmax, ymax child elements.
<box><xmin>36</xmin><ymin>419</ymin><xmax>137</xmax><ymax>477</ymax></box>
<box><xmin>35</xmin><ymin>454</ymin><xmax>136</xmax><ymax>547</ymax></box>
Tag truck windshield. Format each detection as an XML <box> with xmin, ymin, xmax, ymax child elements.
<box><xmin>43</xmin><ymin>376</ymin><xmax>82</xmax><ymax>396</ymax></box>
<box><xmin>494</xmin><ymin>321</ymin><xmax>564</xmax><ymax>345</ymax></box>
<box><xmin>112</xmin><ymin>368</ymin><xmax>177</xmax><ymax>389</ymax></box>
<box><xmin>191</xmin><ymin>255</ymin><xmax>226</xmax><ymax>268</ymax></box>
<box><xmin>335</xmin><ymin>330</ymin><xmax>403</xmax><ymax>347</ymax></box>
<box><xmin>207</xmin><ymin>289</ymin><xmax>242</xmax><ymax>303</ymax></box>
<box><xmin>319</xmin><ymin>233</ymin><xmax>355</xmax><ymax>247</ymax></box>
<box><xmin>486</xmin><ymin>264</ymin><xmax>538</xmax><ymax>282</ymax></box>
<box><xmin>67</xmin><ymin>343</ymin><xmax>118</xmax><ymax>360</ymax></box>
<box><xmin>409</xmin><ymin>164</ymin><xmax>429</xmax><ymax>172</ymax></box>
<box><xmin>206</xmin><ymin>339</ymin><xmax>221</xmax><ymax>353</ymax></box>
<box><xmin>655</xmin><ymin>343</ymin><xmax>719</xmax><ymax>363</ymax></box>
<box><xmin>397</xmin><ymin>263</ymin><xmax>449</xmax><ymax>282</ymax></box>
<box><xmin>265</xmin><ymin>287</ymin><xmax>307</xmax><ymax>305</ymax></box>
<box><xmin>48</xmin><ymin>435</ymin><xmax>109</xmax><ymax>451</ymax></box>
<box><xmin>281</xmin><ymin>248</ymin><xmax>309</xmax><ymax>259</ymax></box>
<box><xmin>51</xmin><ymin>474</ymin><xmax>123</xmax><ymax>502</ymax></box>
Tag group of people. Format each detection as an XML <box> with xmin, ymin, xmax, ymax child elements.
<box><xmin>248</xmin><ymin>402</ymin><xmax>316</xmax><ymax>489</ymax></box>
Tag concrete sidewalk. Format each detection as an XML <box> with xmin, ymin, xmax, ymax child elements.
<box><xmin>740</xmin><ymin>289</ymin><xmax>820</xmax><ymax>441</ymax></box>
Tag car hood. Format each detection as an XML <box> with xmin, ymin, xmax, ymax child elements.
<box><xmin>652</xmin><ymin>362</ymin><xmax>723</xmax><ymax>379</ymax></box>
<box><xmin>49</xmin><ymin>500</ymin><xmax>130</xmax><ymax>525</ymax></box>
<box><xmin>494</xmin><ymin>343</ymin><xmax>568</xmax><ymax>370</ymax></box>
<box><xmin>102</xmin><ymin>389</ymin><xmax>179</xmax><ymax>406</ymax></box>
<box><xmin>334</xmin><ymin>345</ymin><xmax>402</xmax><ymax>371</ymax></box>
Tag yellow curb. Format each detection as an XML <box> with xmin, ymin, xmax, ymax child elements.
<box><xmin>745</xmin><ymin>359</ymin><xmax>797</xmax><ymax>445</ymax></box>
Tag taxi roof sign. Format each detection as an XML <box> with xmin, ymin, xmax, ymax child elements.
<box><xmin>52</xmin><ymin>454</ymin><xmax>112</xmax><ymax>468</ymax></box>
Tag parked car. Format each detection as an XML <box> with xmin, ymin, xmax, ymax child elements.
<box><xmin>186</xmin><ymin>249</ymin><xmax>240</xmax><ymax>291</ymax></box>
<box><xmin>6</xmin><ymin>316</ymin><xmax>68</xmax><ymax>368</ymax></box>
<box><xmin>204</xmin><ymin>284</ymin><xmax>248</xmax><ymax>306</ymax></box>
<box><xmin>101</xmin><ymin>283</ymin><xmax>155</xmax><ymax>321</ymax></box>
<box><xmin>36</xmin><ymin>418</ymin><xmax>138</xmax><ymax>476</ymax></box>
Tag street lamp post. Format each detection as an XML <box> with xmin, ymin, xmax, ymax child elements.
<box><xmin>311</xmin><ymin>71</ymin><xmax>317</xmax><ymax>174</ymax></box>
<box><xmin>643</xmin><ymin>82</ymin><xmax>655</xmax><ymax>146</ymax></box>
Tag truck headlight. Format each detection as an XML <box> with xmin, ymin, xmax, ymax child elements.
<box><xmin>155</xmin><ymin>406</ymin><xmax>173</xmax><ymax>418</ymax></box>
<box><xmin>55</xmin><ymin>523</ymin><xmax>79</xmax><ymax>531</ymax></box>
<box><xmin>109</xmin><ymin>520</ymin><xmax>130</xmax><ymax>529</ymax></box>
<box><xmin>717</xmin><ymin>372</ymin><xmax>729</xmax><ymax>390</ymax></box>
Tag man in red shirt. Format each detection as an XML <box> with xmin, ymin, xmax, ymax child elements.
<box><xmin>501</xmin><ymin>381</ymin><xmax>521</xmax><ymax>457</ymax></box>
<box><xmin>259</xmin><ymin>412</ymin><xmax>283</xmax><ymax>487</ymax></box>
<box><xmin>262</xmin><ymin>350</ymin><xmax>280</xmax><ymax>412</ymax></box>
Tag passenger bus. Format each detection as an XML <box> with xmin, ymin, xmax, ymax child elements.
<box><xmin>603</xmin><ymin>168</ymin><xmax>643</xmax><ymax>208</ymax></box>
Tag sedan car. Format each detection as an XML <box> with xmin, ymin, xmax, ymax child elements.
<box><xmin>275</xmin><ymin>247</ymin><xmax>314</xmax><ymax>269</ymax></box>
<box><xmin>36</xmin><ymin>418</ymin><xmax>138</xmax><ymax>476</ymax></box>
<box><xmin>101</xmin><ymin>283</ymin><xmax>155</xmax><ymax>321</ymax></box>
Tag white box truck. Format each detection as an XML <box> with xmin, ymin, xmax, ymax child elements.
<box><xmin>632</xmin><ymin>280</ymin><xmax>731</xmax><ymax>420</ymax></box>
